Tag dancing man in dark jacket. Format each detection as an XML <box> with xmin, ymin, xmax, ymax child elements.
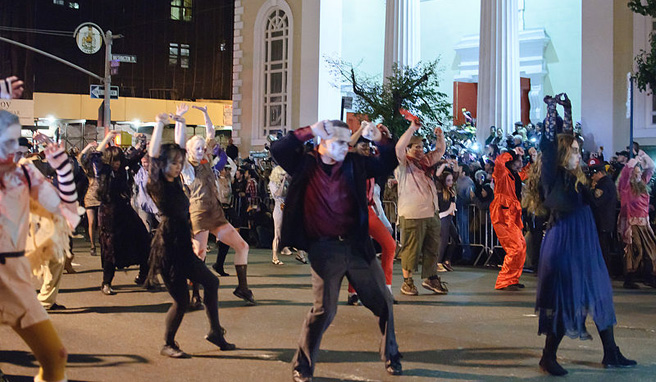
<box><xmin>271</xmin><ymin>120</ymin><xmax>402</xmax><ymax>382</ymax></box>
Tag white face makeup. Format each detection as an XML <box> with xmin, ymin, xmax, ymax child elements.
<box><xmin>0</xmin><ymin>124</ymin><xmax>21</xmax><ymax>162</ymax></box>
<box><xmin>320</xmin><ymin>126</ymin><xmax>351</xmax><ymax>163</ymax></box>
<box><xmin>187</xmin><ymin>137</ymin><xmax>205</xmax><ymax>163</ymax></box>
<box><xmin>566</xmin><ymin>141</ymin><xmax>581</xmax><ymax>171</ymax></box>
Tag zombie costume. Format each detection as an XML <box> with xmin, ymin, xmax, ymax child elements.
<box><xmin>91</xmin><ymin>149</ymin><xmax>150</xmax><ymax>290</ymax></box>
<box><xmin>1</xmin><ymin>144</ymin><xmax>79</xmax><ymax>382</ymax></box>
<box><xmin>271</xmin><ymin>125</ymin><xmax>401</xmax><ymax>380</ymax></box>
<box><xmin>617</xmin><ymin>153</ymin><xmax>656</xmax><ymax>285</ymax></box>
<box><xmin>147</xmin><ymin>147</ymin><xmax>234</xmax><ymax>357</ymax></box>
<box><xmin>490</xmin><ymin>152</ymin><xmax>528</xmax><ymax>289</ymax></box>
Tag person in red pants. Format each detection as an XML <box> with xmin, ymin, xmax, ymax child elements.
<box><xmin>346</xmin><ymin>130</ymin><xmax>397</xmax><ymax>305</ymax></box>
<box><xmin>490</xmin><ymin>146</ymin><xmax>529</xmax><ymax>290</ymax></box>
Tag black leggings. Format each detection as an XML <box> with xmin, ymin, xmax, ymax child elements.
<box><xmin>438</xmin><ymin>215</ymin><xmax>461</xmax><ymax>263</ymax></box>
<box><xmin>161</xmin><ymin>258</ymin><xmax>222</xmax><ymax>345</ymax></box>
<box><xmin>102</xmin><ymin>260</ymin><xmax>148</xmax><ymax>286</ymax></box>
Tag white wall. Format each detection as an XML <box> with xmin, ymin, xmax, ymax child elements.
<box><xmin>524</xmin><ymin>0</ymin><xmax>582</xmax><ymax>123</ymax></box>
<box><xmin>338</xmin><ymin>0</ymin><xmax>582</xmax><ymax>125</ymax></box>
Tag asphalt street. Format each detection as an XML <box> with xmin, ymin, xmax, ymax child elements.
<box><xmin>1</xmin><ymin>239</ymin><xmax>655</xmax><ymax>382</ymax></box>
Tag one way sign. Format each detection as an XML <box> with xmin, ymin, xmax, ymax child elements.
<box><xmin>90</xmin><ymin>85</ymin><xmax>119</xmax><ymax>99</ymax></box>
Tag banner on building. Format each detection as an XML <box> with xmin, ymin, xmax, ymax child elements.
<box><xmin>0</xmin><ymin>99</ymin><xmax>34</xmax><ymax>125</ymax></box>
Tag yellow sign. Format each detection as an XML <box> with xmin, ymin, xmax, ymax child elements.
<box><xmin>0</xmin><ymin>99</ymin><xmax>34</xmax><ymax>125</ymax></box>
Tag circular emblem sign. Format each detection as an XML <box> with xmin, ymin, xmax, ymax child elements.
<box><xmin>75</xmin><ymin>24</ymin><xmax>103</xmax><ymax>54</ymax></box>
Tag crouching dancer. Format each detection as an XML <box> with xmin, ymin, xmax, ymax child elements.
<box><xmin>0</xmin><ymin>110</ymin><xmax>81</xmax><ymax>382</ymax></box>
<box><xmin>271</xmin><ymin>120</ymin><xmax>402</xmax><ymax>382</ymax></box>
<box><xmin>147</xmin><ymin>113</ymin><xmax>235</xmax><ymax>358</ymax></box>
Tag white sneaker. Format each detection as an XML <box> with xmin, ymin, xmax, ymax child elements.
<box><xmin>437</xmin><ymin>263</ymin><xmax>447</xmax><ymax>272</ymax></box>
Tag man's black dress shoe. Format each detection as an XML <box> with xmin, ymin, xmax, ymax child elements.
<box><xmin>292</xmin><ymin>369</ymin><xmax>312</xmax><ymax>382</ymax></box>
<box><xmin>385</xmin><ymin>355</ymin><xmax>403</xmax><ymax>375</ymax></box>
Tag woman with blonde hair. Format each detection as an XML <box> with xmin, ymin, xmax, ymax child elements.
<box><xmin>617</xmin><ymin>148</ymin><xmax>656</xmax><ymax>289</ymax></box>
<box><xmin>531</xmin><ymin>93</ymin><xmax>635</xmax><ymax>376</ymax></box>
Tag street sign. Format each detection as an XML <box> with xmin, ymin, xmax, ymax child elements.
<box><xmin>112</xmin><ymin>54</ymin><xmax>137</xmax><ymax>63</ymax></box>
<box><xmin>90</xmin><ymin>85</ymin><xmax>119</xmax><ymax>99</ymax></box>
<box><xmin>74</xmin><ymin>23</ymin><xmax>103</xmax><ymax>55</ymax></box>
<box><xmin>342</xmin><ymin>96</ymin><xmax>353</xmax><ymax>110</ymax></box>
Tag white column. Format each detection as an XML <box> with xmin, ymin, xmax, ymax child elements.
<box><xmin>299</xmin><ymin>0</ymin><xmax>343</xmax><ymax>125</ymax></box>
<box><xmin>476</xmin><ymin>0</ymin><xmax>521</xmax><ymax>143</ymax></box>
<box><xmin>383</xmin><ymin>0</ymin><xmax>420</xmax><ymax>80</ymax></box>
<box><xmin>581</xmin><ymin>0</ymin><xmax>614</xmax><ymax>152</ymax></box>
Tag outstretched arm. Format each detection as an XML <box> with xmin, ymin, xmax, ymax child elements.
<box><xmin>173</xmin><ymin>103</ymin><xmax>189</xmax><ymax>146</ymax></box>
<box><xmin>192</xmin><ymin>105</ymin><xmax>215</xmax><ymax>139</ymax></box>
<box><xmin>98</xmin><ymin>130</ymin><xmax>119</xmax><ymax>153</ymax></box>
<box><xmin>555</xmin><ymin>93</ymin><xmax>572</xmax><ymax>133</ymax></box>
<box><xmin>395</xmin><ymin>120</ymin><xmax>421</xmax><ymax>164</ymax></box>
<box><xmin>78</xmin><ymin>141</ymin><xmax>98</xmax><ymax>161</ymax></box>
<box><xmin>349</xmin><ymin>121</ymin><xmax>367</xmax><ymax>147</ymax></box>
<box><xmin>149</xmin><ymin>113</ymin><xmax>169</xmax><ymax>158</ymax></box>
<box><xmin>425</xmin><ymin>127</ymin><xmax>446</xmax><ymax>167</ymax></box>
<box><xmin>540</xmin><ymin>95</ymin><xmax>560</xmax><ymax>189</ymax></box>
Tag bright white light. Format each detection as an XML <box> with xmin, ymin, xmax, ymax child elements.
<box><xmin>530</xmin><ymin>137</ymin><xmax>537</xmax><ymax>142</ymax></box>
<box><xmin>132</xmin><ymin>119</ymin><xmax>141</xmax><ymax>126</ymax></box>
<box><xmin>472</xmin><ymin>143</ymin><xmax>480</xmax><ymax>151</ymax></box>
<box><xmin>46</xmin><ymin>115</ymin><xmax>56</xmax><ymax>124</ymax></box>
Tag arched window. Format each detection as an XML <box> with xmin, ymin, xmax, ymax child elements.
<box><xmin>253</xmin><ymin>1</ymin><xmax>293</xmax><ymax>145</ymax></box>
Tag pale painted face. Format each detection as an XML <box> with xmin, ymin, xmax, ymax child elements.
<box><xmin>320</xmin><ymin>126</ymin><xmax>351</xmax><ymax>163</ymax></box>
<box><xmin>0</xmin><ymin>124</ymin><xmax>21</xmax><ymax>162</ymax></box>
<box><xmin>566</xmin><ymin>141</ymin><xmax>581</xmax><ymax>170</ymax></box>
<box><xmin>188</xmin><ymin>137</ymin><xmax>205</xmax><ymax>163</ymax></box>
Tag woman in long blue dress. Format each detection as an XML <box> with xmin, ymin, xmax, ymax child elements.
<box><xmin>528</xmin><ymin>93</ymin><xmax>636</xmax><ymax>376</ymax></box>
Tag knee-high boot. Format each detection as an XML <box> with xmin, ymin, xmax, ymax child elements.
<box><xmin>233</xmin><ymin>265</ymin><xmax>255</xmax><ymax>305</ymax></box>
<box><xmin>598</xmin><ymin>326</ymin><xmax>637</xmax><ymax>368</ymax></box>
<box><xmin>539</xmin><ymin>331</ymin><xmax>567</xmax><ymax>376</ymax></box>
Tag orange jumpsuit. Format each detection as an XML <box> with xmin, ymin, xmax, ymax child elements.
<box><xmin>490</xmin><ymin>152</ymin><xmax>529</xmax><ymax>289</ymax></box>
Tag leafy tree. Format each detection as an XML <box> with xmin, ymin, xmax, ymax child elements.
<box><xmin>327</xmin><ymin>58</ymin><xmax>452</xmax><ymax>139</ymax></box>
<box><xmin>629</xmin><ymin>0</ymin><xmax>656</xmax><ymax>93</ymax></box>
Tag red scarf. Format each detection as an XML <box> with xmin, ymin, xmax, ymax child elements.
<box><xmin>406</xmin><ymin>155</ymin><xmax>435</xmax><ymax>179</ymax></box>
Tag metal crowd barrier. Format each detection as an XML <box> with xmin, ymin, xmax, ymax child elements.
<box><xmin>467</xmin><ymin>205</ymin><xmax>503</xmax><ymax>266</ymax></box>
<box><xmin>230</xmin><ymin>196</ymin><xmax>275</xmax><ymax>230</ymax></box>
<box><xmin>230</xmin><ymin>195</ymin><xmax>502</xmax><ymax>266</ymax></box>
<box><xmin>380</xmin><ymin>200</ymin><xmax>502</xmax><ymax>266</ymax></box>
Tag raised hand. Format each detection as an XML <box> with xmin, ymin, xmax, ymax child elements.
<box><xmin>377</xmin><ymin>124</ymin><xmax>391</xmax><ymax>140</ymax></box>
<box><xmin>310</xmin><ymin>120</ymin><xmax>332</xmax><ymax>140</ymax></box>
<box><xmin>555</xmin><ymin>93</ymin><xmax>571</xmax><ymax>108</ymax></box>
<box><xmin>434</xmin><ymin>126</ymin><xmax>444</xmax><ymax>142</ymax></box>
<box><xmin>156</xmin><ymin>113</ymin><xmax>170</xmax><ymax>124</ymax></box>
<box><xmin>33</xmin><ymin>132</ymin><xmax>53</xmax><ymax>146</ymax></box>
<box><xmin>192</xmin><ymin>105</ymin><xmax>208</xmax><ymax>114</ymax></box>
<box><xmin>176</xmin><ymin>103</ymin><xmax>189</xmax><ymax>116</ymax></box>
<box><xmin>513</xmin><ymin>147</ymin><xmax>525</xmax><ymax>157</ymax></box>
<box><xmin>7</xmin><ymin>76</ymin><xmax>24</xmax><ymax>99</ymax></box>
<box><xmin>170</xmin><ymin>113</ymin><xmax>186</xmax><ymax>124</ymax></box>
